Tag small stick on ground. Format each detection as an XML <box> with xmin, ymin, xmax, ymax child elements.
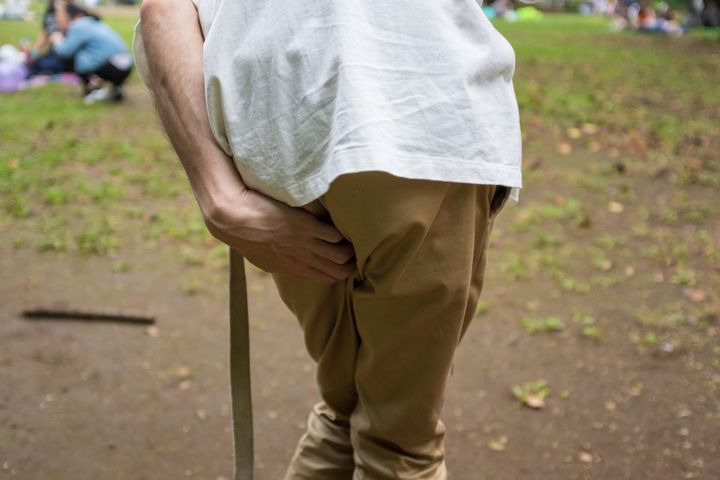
<box><xmin>22</xmin><ymin>307</ymin><xmax>156</xmax><ymax>325</ymax></box>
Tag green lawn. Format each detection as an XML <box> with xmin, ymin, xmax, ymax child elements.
<box><xmin>1</xmin><ymin>11</ymin><xmax>718</xmax><ymax>257</ymax></box>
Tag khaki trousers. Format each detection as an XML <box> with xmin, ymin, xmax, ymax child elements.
<box><xmin>271</xmin><ymin>172</ymin><xmax>511</xmax><ymax>480</ymax></box>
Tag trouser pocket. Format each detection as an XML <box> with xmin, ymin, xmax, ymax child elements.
<box><xmin>489</xmin><ymin>185</ymin><xmax>512</xmax><ymax>221</ymax></box>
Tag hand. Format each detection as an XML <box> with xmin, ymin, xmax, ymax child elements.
<box><xmin>49</xmin><ymin>32</ymin><xmax>63</xmax><ymax>45</ymax></box>
<box><xmin>205</xmin><ymin>188</ymin><xmax>357</xmax><ymax>284</ymax></box>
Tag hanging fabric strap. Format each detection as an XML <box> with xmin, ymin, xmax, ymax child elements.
<box><xmin>229</xmin><ymin>248</ymin><xmax>254</xmax><ymax>479</ymax></box>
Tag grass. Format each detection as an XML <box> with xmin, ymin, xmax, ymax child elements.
<box><xmin>521</xmin><ymin>315</ymin><xmax>566</xmax><ymax>333</ymax></box>
<box><xmin>512</xmin><ymin>379</ymin><xmax>552</xmax><ymax>409</ymax></box>
<box><xmin>0</xmin><ymin>10</ymin><xmax>718</xmax><ymax>360</ymax></box>
<box><xmin>496</xmin><ymin>16</ymin><xmax>719</xmax><ymax>190</ymax></box>
<box><xmin>2</xmin><ymin>10</ymin><xmax>718</xmax><ymax>251</ymax></box>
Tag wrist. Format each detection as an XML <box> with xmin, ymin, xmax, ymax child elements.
<box><xmin>198</xmin><ymin>179</ymin><xmax>251</xmax><ymax>230</ymax></box>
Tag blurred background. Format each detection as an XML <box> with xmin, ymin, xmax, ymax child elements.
<box><xmin>1</xmin><ymin>1</ymin><xmax>718</xmax><ymax>479</ymax></box>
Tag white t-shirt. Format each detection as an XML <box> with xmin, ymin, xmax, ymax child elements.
<box><xmin>133</xmin><ymin>0</ymin><xmax>522</xmax><ymax>207</ymax></box>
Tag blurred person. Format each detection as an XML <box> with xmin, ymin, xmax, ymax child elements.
<box><xmin>701</xmin><ymin>0</ymin><xmax>720</xmax><ymax>26</ymax></box>
<box><xmin>2</xmin><ymin>0</ymin><xmax>31</xmax><ymax>19</ymax></box>
<box><xmin>50</xmin><ymin>3</ymin><xmax>133</xmax><ymax>103</ymax></box>
<box><xmin>658</xmin><ymin>8</ymin><xmax>685</xmax><ymax>34</ymax></box>
<box><xmin>637</xmin><ymin>4</ymin><xmax>684</xmax><ymax>34</ymax></box>
<box><xmin>627</xmin><ymin>1</ymin><xmax>642</xmax><ymax>26</ymax></box>
<box><xmin>592</xmin><ymin>0</ymin><xmax>609</xmax><ymax>14</ymax></box>
<box><xmin>25</xmin><ymin>0</ymin><xmax>74</xmax><ymax>77</ymax></box>
<box><xmin>136</xmin><ymin>0</ymin><xmax>522</xmax><ymax>478</ymax></box>
<box><xmin>638</xmin><ymin>4</ymin><xmax>658</xmax><ymax>29</ymax></box>
<box><xmin>491</xmin><ymin>0</ymin><xmax>512</xmax><ymax>18</ymax></box>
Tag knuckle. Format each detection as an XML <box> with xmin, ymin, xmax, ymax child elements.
<box><xmin>326</xmin><ymin>231</ymin><xmax>342</xmax><ymax>243</ymax></box>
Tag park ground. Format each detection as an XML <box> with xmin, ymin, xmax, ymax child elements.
<box><xmin>1</xmin><ymin>7</ymin><xmax>719</xmax><ymax>480</ymax></box>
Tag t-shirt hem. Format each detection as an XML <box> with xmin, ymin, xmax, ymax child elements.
<box><xmin>250</xmin><ymin>147</ymin><xmax>523</xmax><ymax>207</ymax></box>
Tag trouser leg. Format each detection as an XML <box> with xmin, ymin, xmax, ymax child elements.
<box><xmin>282</xmin><ymin>401</ymin><xmax>356</xmax><ymax>480</ymax></box>
<box><xmin>77</xmin><ymin>72</ymin><xmax>94</xmax><ymax>94</ymax></box>
<box><xmin>273</xmin><ymin>199</ymin><xmax>359</xmax><ymax>480</ymax></box>
<box><xmin>27</xmin><ymin>53</ymin><xmax>73</xmax><ymax>77</ymax></box>
<box><xmin>327</xmin><ymin>173</ymin><xmax>495</xmax><ymax>480</ymax></box>
<box><xmin>93</xmin><ymin>61</ymin><xmax>132</xmax><ymax>86</ymax></box>
<box><xmin>79</xmin><ymin>62</ymin><xmax>132</xmax><ymax>97</ymax></box>
<box><xmin>273</xmin><ymin>173</ymin><xmax>502</xmax><ymax>479</ymax></box>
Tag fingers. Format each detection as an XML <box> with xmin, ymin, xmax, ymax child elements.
<box><xmin>299</xmin><ymin>212</ymin><xmax>346</xmax><ymax>244</ymax></box>
<box><xmin>308</xmin><ymin>237</ymin><xmax>355</xmax><ymax>265</ymax></box>
<box><xmin>294</xmin><ymin>211</ymin><xmax>356</xmax><ymax>264</ymax></box>
<box><xmin>311</xmin><ymin>254</ymin><xmax>356</xmax><ymax>280</ymax></box>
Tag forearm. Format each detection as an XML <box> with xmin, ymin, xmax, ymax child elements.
<box><xmin>139</xmin><ymin>0</ymin><xmax>353</xmax><ymax>282</ymax></box>
<box><xmin>33</xmin><ymin>30</ymin><xmax>48</xmax><ymax>53</ymax></box>
<box><xmin>53</xmin><ymin>1</ymin><xmax>68</xmax><ymax>33</ymax></box>
<box><xmin>139</xmin><ymin>0</ymin><xmax>246</xmax><ymax>221</ymax></box>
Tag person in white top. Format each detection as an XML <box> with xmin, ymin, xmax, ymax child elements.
<box><xmin>136</xmin><ymin>0</ymin><xmax>522</xmax><ymax>478</ymax></box>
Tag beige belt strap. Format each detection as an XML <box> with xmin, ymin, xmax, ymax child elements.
<box><xmin>229</xmin><ymin>248</ymin><xmax>253</xmax><ymax>479</ymax></box>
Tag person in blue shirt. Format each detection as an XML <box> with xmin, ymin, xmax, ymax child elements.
<box><xmin>25</xmin><ymin>0</ymin><xmax>74</xmax><ymax>78</ymax></box>
<box><xmin>51</xmin><ymin>3</ymin><xmax>133</xmax><ymax>103</ymax></box>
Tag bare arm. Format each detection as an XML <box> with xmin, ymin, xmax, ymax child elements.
<box><xmin>139</xmin><ymin>0</ymin><xmax>242</xmax><ymax>222</ymax></box>
<box><xmin>139</xmin><ymin>0</ymin><xmax>355</xmax><ymax>283</ymax></box>
<box><xmin>53</xmin><ymin>1</ymin><xmax>69</xmax><ymax>33</ymax></box>
<box><xmin>32</xmin><ymin>30</ymin><xmax>49</xmax><ymax>55</ymax></box>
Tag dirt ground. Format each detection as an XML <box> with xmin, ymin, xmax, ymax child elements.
<box><xmin>1</xmin><ymin>163</ymin><xmax>718</xmax><ymax>479</ymax></box>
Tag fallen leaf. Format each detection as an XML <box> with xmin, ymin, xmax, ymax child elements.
<box><xmin>608</xmin><ymin>202</ymin><xmax>624</xmax><ymax>213</ymax></box>
<box><xmin>582</xmin><ymin>123</ymin><xmax>599</xmax><ymax>135</ymax></box>
<box><xmin>687</xmin><ymin>158</ymin><xmax>702</xmax><ymax>170</ymax></box>
<box><xmin>677</xmin><ymin>407</ymin><xmax>692</xmax><ymax>418</ymax></box>
<box><xmin>173</xmin><ymin>366</ymin><xmax>192</xmax><ymax>380</ymax></box>
<box><xmin>525</xmin><ymin>300</ymin><xmax>540</xmax><ymax>311</ymax></box>
<box><xmin>683</xmin><ymin>288</ymin><xmax>707</xmax><ymax>303</ymax></box>
<box><xmin>579</xmin><ymin>451</ymin><xmax>594</xmax><ymax>464</ymax></box>
<box><xmin>512</xmin><ymin>380</ymin><xmax>551</xmax><ymax>409</ymax></box>
<box><xmin>566</xmin><ymin>127</ymin><xmax>582</xmax><ymax>139</ymax></box>
<box><xmin>488</xmin><ymin>436</ymin><xmax>508</xmax><ymax>451</ymax></box>
<box><xmin>597</xmin><ymin>259</ymin><xmax>613</xmax><ymax>272</ymax></box>
<box><xmin>557</xmin><ymin>142</ymin><xmax>573</xmax><ymax>155</ymax></box>
<box><xmin>526</xmin><ymin>394</ymin><xmax>545</xmax><ymax>409</ymax></box>
<box><xmin>553</xmin><ymin>195</ymin><xmax>567</xmax><ymax>206</ymax></box>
